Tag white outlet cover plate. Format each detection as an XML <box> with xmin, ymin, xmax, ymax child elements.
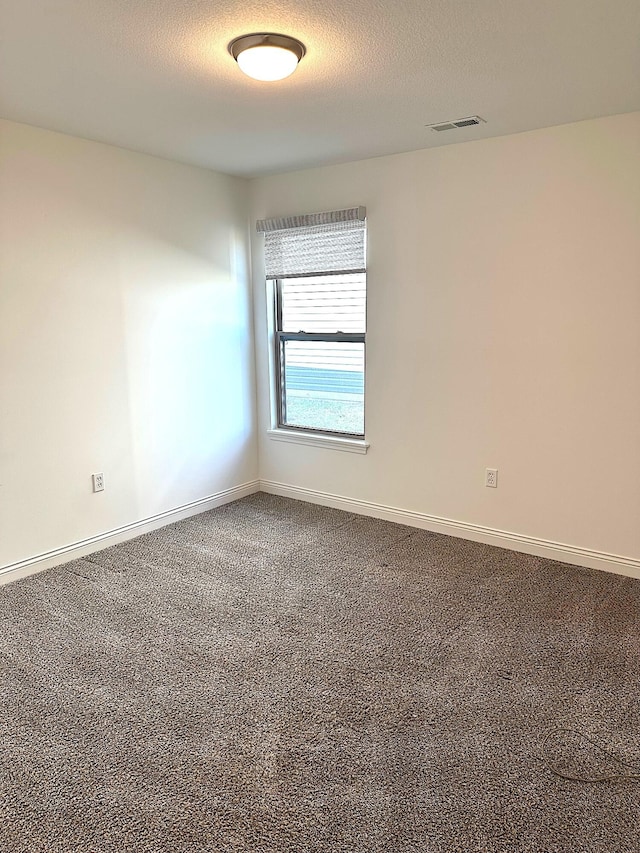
<box><xmin>485</xmin><ymin>468</ymin><xmax>498</xmax><ymax>488</ymax></box>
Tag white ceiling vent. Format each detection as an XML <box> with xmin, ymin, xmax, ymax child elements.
<box><xmin>426</xmin><ymin>116</ymin><xmax>486</xmax><ymax>132</ymax></box>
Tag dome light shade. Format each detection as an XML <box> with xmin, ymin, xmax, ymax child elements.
<box><xmin>229</xmin><ymin>33</ymin><xmax>305</xmax><ymax>82</ymax></box>
<box><xmin>237</xmin><ymin>45</ymin><xmax>298</xmax><ymax>81</ymax></box>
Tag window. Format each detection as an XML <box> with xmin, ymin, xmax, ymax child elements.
<box><xmin>257</xmin><ymin>208</ymin><xmax>367</xmax><ymax>438</ymax></box>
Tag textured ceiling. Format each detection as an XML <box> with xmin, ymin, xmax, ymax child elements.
<box><xmin>0</xmin><ymin>0</ymin><xmax>639</xmax><ymax>177</ymax></box>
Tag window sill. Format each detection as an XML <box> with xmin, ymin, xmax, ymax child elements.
<box><xmin>267</xmin><ymin>429</ymin><xmax>369</xmax><ymax>454</ymax></box>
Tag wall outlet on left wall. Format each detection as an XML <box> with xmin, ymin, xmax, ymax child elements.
<box><xmin>485</xmin><ymin>468</ymin><xmax>498</xmax><ymax>488</ymax></box>
<box><xmin>92</xmin><ymin>472</ymin><xmax>105</xmax><ymax>493</ymax></box>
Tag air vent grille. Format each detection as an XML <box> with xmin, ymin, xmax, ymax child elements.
<box><xmin>426</xmin><ymin>116</ymin><xmax>486</xmax><ymax>132</ymax></box>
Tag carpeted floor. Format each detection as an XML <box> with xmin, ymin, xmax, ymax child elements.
<box><xmin>1</xmin><ymin>494</ymin><xmax>639</xmax><ymax>852</ymax></box>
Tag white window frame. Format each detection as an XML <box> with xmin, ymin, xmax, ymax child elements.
<box><xmin>258</xmin><ymin>208</ymin><xmax>369</xmax><ymax>452</ymax></box>
<box><xmin>273</xmin><ymin>277</ymin><xmax>366</xmax><ymax>440</ymax></box>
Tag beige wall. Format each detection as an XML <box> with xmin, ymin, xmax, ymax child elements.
<box><xmin>2</xmin><ymin>113</ymin><xmax>638</xmax><ymax>578</ymax></box>
<box><xmin>0</xmin><ymin>120</ymin><xmax>257</xmax><ymax>570</ymax></box>
<box><xmin>251</xmin><ymin>113</ymin><xmax>640</xmax><ymax>567</ymax></box>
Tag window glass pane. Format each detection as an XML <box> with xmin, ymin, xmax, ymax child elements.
<box><xmin>280</xmin><ymin>273</ymin><xmax>366</xmax><ymax>333</ymax></box>
<box><xmin>281</xmin><ymin>340</ymin><xmax>364</xmax><ymax>435</ymax></box>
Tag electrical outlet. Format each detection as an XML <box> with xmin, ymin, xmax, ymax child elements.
<box><xmin>485</xmin><ymin>468</ymin><xmax>498</xmax><ymax>488</ymax></box>
<box><xmin>92</xmin><ymin>473</ymin><xmax>105</xmax><ymax>493</ymax></box>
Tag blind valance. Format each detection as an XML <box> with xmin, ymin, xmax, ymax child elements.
<box><xmin>257</xmin><ymin>207</ymin><xmax>366</xmax><ymax>280</ymax></box>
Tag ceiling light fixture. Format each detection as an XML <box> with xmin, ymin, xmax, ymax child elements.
<box><xmin>229</xmin><ymin>33</ymin><xmax>306</xmax><ymax>82</ymax></box>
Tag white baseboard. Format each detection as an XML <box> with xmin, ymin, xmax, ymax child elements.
<box><xmin>260</xmin><ymin>480</ymin><xmax>640</xmax><ymax>580</ymax></box>
<box><xmin>4</xmin><ymin>478</ymin><xmax>638</xmax><ymax>585</ymax></box>
<box><xmin>0</xmin><ymin>480</ymin><xmax>260</xmax><ymax>586</ymax></box>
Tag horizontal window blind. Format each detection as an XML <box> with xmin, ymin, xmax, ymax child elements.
<box><xmin>257</xmin><ymin>207</ymin><xmax>366</xmax><ymax>279</ymax></box>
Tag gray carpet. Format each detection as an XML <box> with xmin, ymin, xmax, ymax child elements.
<box><xmin>1</xmin><ymin>494</ymin><xmax>639</xmax><ymax>852</ymax></box>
